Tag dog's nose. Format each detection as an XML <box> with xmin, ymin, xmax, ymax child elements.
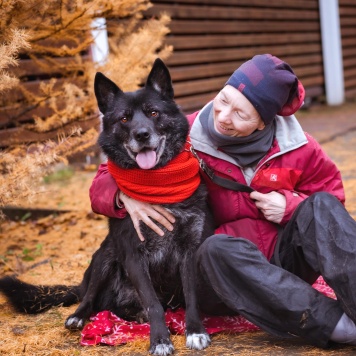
<box><xmin>134</xmin><ymin>128</ymin><xmax>150</xmax><ymax>142</ymax></box>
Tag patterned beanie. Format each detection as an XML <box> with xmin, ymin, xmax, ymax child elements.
<box><xmin>225</xmin><ymin>54</ymin><xmax>305</xmax><ymax>125</ymax></box>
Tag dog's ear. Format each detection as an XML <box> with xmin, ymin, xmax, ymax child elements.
<box><xmin>145</xmin><ymin>58</ymin><xmax>174</xmax><ymax>99</ymax></box>
<box><xmin>94</xmin><ymin>72</ymin><xmax>123</xmax><ymax>114</ymax></box>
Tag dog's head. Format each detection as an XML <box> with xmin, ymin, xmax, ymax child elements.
<box><xmin>94</xmin><ymin>58</ymin><xmax>189</xmax><ymax>169</ymax></box>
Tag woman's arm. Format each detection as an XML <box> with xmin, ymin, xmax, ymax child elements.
<box><xmin>250</xmin><ymin>134</ymin><xmax>344</xmax><ymax>225</ymax></box>
<box><xmin>89</xmin><ymin>163</ymin><xmax>175</xmax><ymax>240</ymax></box>
<box><xmin>89</xmin><ymin>163</ymin><xmax>125</xmax><ymax>218</ymax></box>
<box><xmin>273</xmin><ymin>134</ymin><xmax>344</xmax><ymax>225</ymax></box>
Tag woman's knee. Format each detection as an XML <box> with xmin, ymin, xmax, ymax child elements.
<box><xmin>308</xmin><ymin>192</ymin><xmax>341</xmax><ymax>207</ymax></box>
<box><xmin>197</xmin><ymin>234</ymin><xmax>257</xmax><ymax>265</ymax></box>
<box><xmin>296</xmin><ymin>192</ymin><xmax>342</xmax><ymax>219</ymax></box>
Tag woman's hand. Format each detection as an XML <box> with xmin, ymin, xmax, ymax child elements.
<box><xmin>119</xmin><ymin>192</ymin><xmax>176</xmax><ymax>241</ymax></box>
<box><xmin>250</xmin><ymin>191</ymin><xmax>286</xmax><ymax>224</ymax></box>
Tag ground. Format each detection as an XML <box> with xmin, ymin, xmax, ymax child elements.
<box><xmin>1</xmin><ymin>103</ymin><xmax>356</xmax><ymax>355</ymax></box>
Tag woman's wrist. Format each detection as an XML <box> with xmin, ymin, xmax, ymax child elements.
<box><xmin>115</xmin><ymin>191</ymin><xmax>125</xmax><ymax>209</ymax></box>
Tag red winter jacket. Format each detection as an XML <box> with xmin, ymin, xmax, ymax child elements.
<box><xmin>89</xmin><ymin>108</ymin><xmax>345</xmax><ymax>260</ymax></box>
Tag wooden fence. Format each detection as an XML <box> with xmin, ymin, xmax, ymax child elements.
<box><xmin>2</xmin><ymin>0</ymin><xmax>356</xmax><ymax>146</ymax></box>
<box><xmin>149</xmin><ymin>0</ymin><xmax>323</xmax><ymax>114</ymax></box>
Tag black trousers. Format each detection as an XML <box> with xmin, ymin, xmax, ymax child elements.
<box><xmin>196</xmin><ymin>192</ymin><xmax>356</xmax><ymax>348</ymax></box>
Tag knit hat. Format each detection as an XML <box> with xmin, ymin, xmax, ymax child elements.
<box><xmin>225</xmin><ymin>54</ymin><xmax>305</xmax><ymax>125</ymax></box>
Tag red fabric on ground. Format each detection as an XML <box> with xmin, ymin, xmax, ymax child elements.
<box><xmin>80</xmin><ymin>276</ymin><xmax>336</xmax><ymax>346</ymax></box>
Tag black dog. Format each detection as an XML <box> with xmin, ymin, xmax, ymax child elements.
<box><xmin>0</xmin><ymin>59</ymin><xmax>214</xmax><ymax>355</ymax></box>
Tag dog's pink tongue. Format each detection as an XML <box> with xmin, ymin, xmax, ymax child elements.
<box><xmin>136</xmin><ymin>150</ymin><xmax>157</xmax><ymax>169</ymax></box>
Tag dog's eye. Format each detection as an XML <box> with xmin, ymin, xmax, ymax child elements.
<box><xmin>120</xmin><ymin>117</ymin><xmax>128</xmax><ymax>123</ymax></box>
<box><xmin>150</xmin><ymin>111</ymin><xmax>158</xmax><ymax>118</ymax></box>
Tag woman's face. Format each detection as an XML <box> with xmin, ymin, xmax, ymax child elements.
<box><xmin>213</xmin><ymin>85</ymin><xmax>265</xmax><ymax>137</ymax></box>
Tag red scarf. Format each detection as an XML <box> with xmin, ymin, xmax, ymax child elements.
<box><xmin>107</xmin><ymin>141</ymin><xmax>201</xmax><ymax>204</ymax></box>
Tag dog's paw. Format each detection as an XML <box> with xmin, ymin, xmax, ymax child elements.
<box><xmin>65</xmin><ymin>315</ymin><xmax>85</xmax><ymax>330</ymax></box>
<box><xmin>186</xmin><ymin>332</ymin><xmax>211</xmax><ymax>350</ymax></box>
<box><xmin>149</xmin><ymin>339</ymin><xmax>174</xmax><ymax>355</ymax></box>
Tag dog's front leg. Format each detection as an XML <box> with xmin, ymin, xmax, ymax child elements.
<box><xmin>180</xmin><ymin>253</ymin><xmax>211</xmax><ymax>350</ymax></box>
<box><xmin>125</xmin><ymin>257</ymin><xmax>174</xmax><ymax>356</ymax></box>
<box><xmin>65</xmin><ymin>248</ymin><xmax>109</xmax><ymax>330</ymax></box>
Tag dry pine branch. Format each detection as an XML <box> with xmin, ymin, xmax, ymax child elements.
<box><xmin>0</xmin><ymin>0</ymin><xmax>172</xmax><ymax>207</ymax></box>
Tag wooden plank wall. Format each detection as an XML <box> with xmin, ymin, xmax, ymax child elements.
<box><xmin>0</xmin><ymin>1</ymin><xmax>327</xmax><ymax>146</ymax></box>
<box><xmin>339</xmin><ymin>0</ymin><xmax>356</xmax><ymax>100</ymax></box>
<box><xmin>148</xmin><ymin>0</ymin><xmax>323</xmax><ymax>114</ymax></box>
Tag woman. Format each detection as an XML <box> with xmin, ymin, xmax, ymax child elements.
<box><xmin>89</xmin><ymin>54</ymin><xmax>356</xmax><ymax>348</ymax></box>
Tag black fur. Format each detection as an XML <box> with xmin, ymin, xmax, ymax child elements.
<box><xmin>0</xmin><ymin>58</ymin><xmax>214</xmax><ymax>355</ymax></box>
<box><xmin>0</xmin><ymin>276</ymin><xmax>80</xmax><ymax>313</ymax></box>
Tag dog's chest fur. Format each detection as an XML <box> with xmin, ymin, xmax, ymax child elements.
<box><xmin>143</xmin><ymin>187</ymin><xmax>208</xmax><ymax>264</ymax></box>
<box><xmin>109</xmin><ymin>184</ymin><xmax>209</xmax><ymax>270</ymax></box>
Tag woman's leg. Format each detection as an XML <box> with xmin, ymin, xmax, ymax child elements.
<box><xmin>278</xmin><ymin>192</ymin><xmax>356</xmax><ymax>323</ymax></box>
<box><xmin>196</xmin><ymin>234</ymin><xmax>343</xmax><ymax>348</ymax></box>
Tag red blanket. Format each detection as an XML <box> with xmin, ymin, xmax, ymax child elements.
<box><xmin>80</xmin><ymin>276</ymin><xmax>336</xmax><ymax>346</ymax></box>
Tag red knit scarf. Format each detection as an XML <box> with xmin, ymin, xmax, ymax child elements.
<box><xmin>107</xmin><ymin>141</ymin><xmax>201</xmax><ymax>204</ymax></box>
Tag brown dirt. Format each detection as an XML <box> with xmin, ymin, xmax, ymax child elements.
<box><xmin>2</xmin><ymin>104</ymin><xmax>356</xmax><ymax>355</ymax></box>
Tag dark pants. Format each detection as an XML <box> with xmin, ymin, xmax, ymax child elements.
<box><xmin>196</xmin><ymin>192</ymin><xmax>356</xmax><ymax>348</ymax></box>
